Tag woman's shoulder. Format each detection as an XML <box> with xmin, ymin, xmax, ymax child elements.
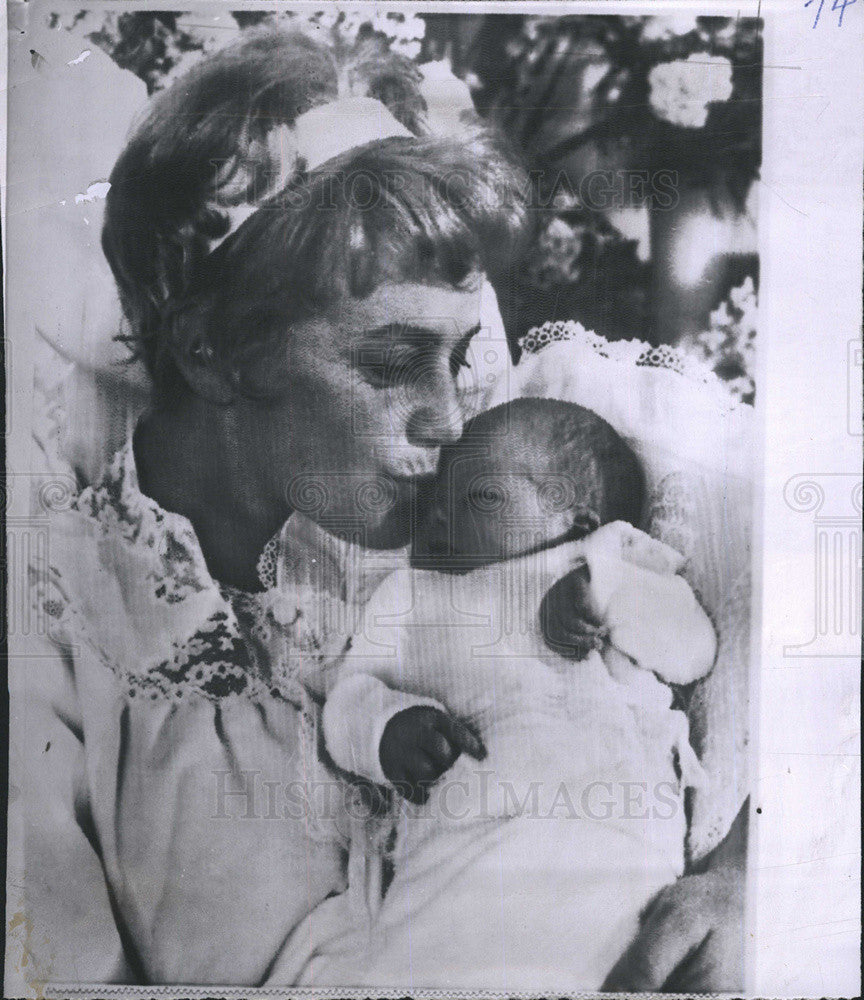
<box><xmin>40</xmin><ymin>440</ymin><xmax>328</xmax><ymax>708</ymax></box>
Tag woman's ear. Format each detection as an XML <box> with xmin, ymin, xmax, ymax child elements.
<box><xmin>173</xmin><ymin>341</ymin><xmax>236</xmax><ymax>404</ymax></box>
<box><xmin>169</xmin><ymin>310</ymin><xmax>235</xmax><ymax>404</ymax></box>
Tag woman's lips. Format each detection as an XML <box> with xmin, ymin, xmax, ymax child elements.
<box><xmin>377</xmin><ymin>448</ymin><xmax>441</xmax><ymax>484</ymax></box>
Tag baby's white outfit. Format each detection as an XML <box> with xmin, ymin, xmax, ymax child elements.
<box><xmin>275</xmin><ymin>521</ymin><xmax>716</xmax><ymax>991</ymax></box>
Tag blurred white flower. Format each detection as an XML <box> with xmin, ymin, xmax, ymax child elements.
<box><xmin>373</xmin><ymin>11</ymin><xmax>426</xmax><ymax>42</ymax></box>
<box><xmin>641</xmin><ymin>15</ymin><xmax>701</xmax><ymax>42</ymax></box>
<box><xmin>648</xmin><ymin>53</ymin><xmax>734</xmax><ymax>129</ymax></box>
<box><xmin>726</xmin><ymin>374</ymin><xmax>756</xmax><ymax>402</ymax></box>
<box><xmin>395</xmin><ymin>40</ymin><xmax>422</xmax><ymax>59</ymax></box>
<box><xmin>728</xmin><ymin>275</ymin><xmax>758</xmax><ymax>325</ymax></box>
<box><xmin>506</xmin><ymin>39</ymin><xmax>525</xmax><ymax>61</ymax></box>
<box><xmin>544</xmin><ymin>218</ymin><xmax>583</xmax><ymax>255</ymax></box>
<box><xmin>681</xmin><ymin>277</ymin><xmax>758</xmax><ymax>401</ymax></box>
<box><xmin>523</xmin><ymin>17</ymin><xmax>545</xmax><ymax>42</ymax></box>
<box><xmin>530</xmin><ymin>218</ymin><xmax>584</xmax><ymax>287</ymax></box>
<box><xmin>551</xmin><ymin>186</ymin><xmax>581</xmax><ymax>212</ymax></box>
<box><xmin>695</xmin><ymin>328</ymin><xmax>727</xmax><ymax>356</ymax></box>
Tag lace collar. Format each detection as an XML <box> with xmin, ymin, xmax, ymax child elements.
<box><xmin>52</xmin><ymin>439</ymin><xmax>406</xmax><ymax>704</ymax></box>
<box><xmin>50</xmin><ymin>439</ymin><xmax>304</xmax><ymax>703</ymax></box>
<box><xmin>73</xmin><ymin>437</ymin><xmax>225</xmax><ymax>602</ymax></box>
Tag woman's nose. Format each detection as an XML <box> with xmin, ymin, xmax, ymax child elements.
<box><xmin>405</xmin><ymin>404</ymin><xmax>463</xmax><ymax>449</ymax></box>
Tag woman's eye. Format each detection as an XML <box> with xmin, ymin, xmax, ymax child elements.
<box><xmin>354</xmin><ymin>348</ymin><xmax>421</xmax><ymax>389</ymax></box>
<box><xmin>449</xmin><ymin>341</ymin><xmax>472</xmax><ymax>379</ymax></box>
<box><xmin>354</xmin><ymin>325</ymin><xmax>480</xmax><ymax>390</ymax></box>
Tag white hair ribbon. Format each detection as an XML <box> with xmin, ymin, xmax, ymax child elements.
<box><xmin>294</xmin><ymin>95</ymin><xmax>413</xmax><ymax>171</ymax></box>
<box><xmin>210</xmin><ymin>96</ymin><xmax>412</xmax><ymax>252</ymax></box>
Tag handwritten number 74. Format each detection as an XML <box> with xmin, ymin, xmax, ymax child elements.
<box><xmin>805</xmin><ymin>0</ymin><xmax>857</xmax><ymax>28</ymax></box>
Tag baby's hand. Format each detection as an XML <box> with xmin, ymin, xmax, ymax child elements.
<box><xmin>379</xmin><ymin>706</ymin><xmax>486</xmax><ymax>804</ymax></box>
<box><xmin>539</xmin><ymin>560</ymin><xmax>608</xmax><ymax>660</ymax></box>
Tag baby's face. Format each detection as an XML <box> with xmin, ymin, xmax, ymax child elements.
<box><xmin>411</xmin><ymin>436</ymin><xmax>575</xmax><ymax>570</ymax></box>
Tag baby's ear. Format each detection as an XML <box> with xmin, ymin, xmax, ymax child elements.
<box><xmin>569</xmin><ymin>507</ymin><xmax>601</xmax><ymax>540</ymax></box>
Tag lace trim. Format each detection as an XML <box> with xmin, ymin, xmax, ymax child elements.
<box><xmin>40</xmin><ymin>439</ymin><xmax>329</xmax><ymax>707</ymax></box>
<box><xmin>519</xmin><ymin>320</ymin><xmax>743</xmax><ymax>407</ymax></box>
<box><xmin>73</xmin><ymin>441</ymin><xmax>215</xmax><ymax>605</ymax></box>
<box><xmin>256</xmin><ymin>532</ymin><xmax>280</xmax><ymax>591</ymax></box>
<box><xmin>41</xmin><ymin>563</ymin><xmax>350</xmax><ymax>844</ymax></box>
<box><xmin>43</xmin><ymin>570</ymin><xmax>265</xmax><ymax>702</ymax></box>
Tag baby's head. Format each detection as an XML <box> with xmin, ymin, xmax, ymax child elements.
<box><xmin>412</xmin><ymin>397</ymin><xmax>645</xmax><ymax>569</ymax></box>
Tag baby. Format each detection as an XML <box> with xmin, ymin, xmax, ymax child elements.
<box><xmin>279</xmin><ymin>398</ymin><xmax>716</xmax><ymax>991</ymax></box>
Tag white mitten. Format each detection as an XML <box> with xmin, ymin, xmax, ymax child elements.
<box><xmin>579</xmin><ymin>522</ymin><xmax>717</xmax><ymax>686</ymax></box>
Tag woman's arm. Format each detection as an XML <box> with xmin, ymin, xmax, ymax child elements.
<box><xmin>7</xmin><ymin>636</ymin><xmax>131</xmax><ymax>993</ymax></box>
<box><xmin>602</xmin><ymin>798</ymin><xmax>748</xmax><ymax>992</ymax></box>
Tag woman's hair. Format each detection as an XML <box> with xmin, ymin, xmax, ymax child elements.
<box><xmin>102</xmin><ymin>29</ymin><xmax>528</xmax><ymax>398</ymax></box>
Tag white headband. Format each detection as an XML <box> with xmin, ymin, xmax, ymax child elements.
<box><xmin>210</xmin><ymin>96</ymin><xmax>413</xmax><ymax>252</ymax></box>
<box><xmin>295</xmin><ymin>95</ymin><xmax>413</xmax><ymax>170</ymax></box>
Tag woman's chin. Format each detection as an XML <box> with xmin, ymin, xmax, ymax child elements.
<box><xmin>358</xmin><ymin>477</ymin><xmax>440</xmax><ymax>550</ymax></box>
<box><xmin>359</xmin><ymin>500</ymin><xmax>416</xmax><ymax>550</ymax></box>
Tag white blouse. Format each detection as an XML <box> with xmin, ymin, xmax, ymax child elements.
<box><xmin>13</xmin><ymin>322</ymin><xmax>753</xmax><ymax>989</ymax></box>
<box><xmin>19</xmin><ymin>440</ymin><xmax>403</xmax><ymax>986</ymax></box>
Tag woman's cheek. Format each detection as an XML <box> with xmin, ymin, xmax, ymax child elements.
<box><xmin>304</xmin><ymin>367</ymin><xmax>384</xmax><ymax>449</ymax></box>
<box><xmin>358</xmin><ymin>387</ymin><xmax>410</xmax><ymax>443</ymax></box>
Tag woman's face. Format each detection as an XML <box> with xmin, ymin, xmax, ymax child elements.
<box><xmin>245</xmin><ymin>274</ymin><xmax>510</xmax><ymax>548</ymax></box>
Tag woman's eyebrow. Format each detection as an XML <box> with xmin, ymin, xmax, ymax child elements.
<box><xmin>356</xmin><ymin>322</ymin><xmax>482</xmax><ymax>344</ymax></box>
<box><xmin>356</xmin><ymin>323</ymin><xmax>439</xmax><ymax>343</ymax></box>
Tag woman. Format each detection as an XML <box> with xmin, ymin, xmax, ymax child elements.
<box><xmin>19</xmin><ymin>28</ymin><xmax>744</xmax><ymax>991</ymax></box>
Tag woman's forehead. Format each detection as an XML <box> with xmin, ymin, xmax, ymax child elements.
<box><xmin>323</xmin><ymin>277</ymin><xmax>485</xmax><ymax>340</ymax></box>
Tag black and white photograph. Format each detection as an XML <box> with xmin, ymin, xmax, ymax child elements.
<box><xmin>2</xmin><ymin>2</ymin><xmax>860</xmax><ymax>997</ymax></box>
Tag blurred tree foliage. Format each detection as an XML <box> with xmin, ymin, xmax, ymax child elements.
<box><xmin>55</xmin><ymin>9</ymin><xmax>761</xmax><ymax>389</ymax></box>
<box><xmin>457</xmin><ymin>14</ymin><xmax>761</xmax><ymax>348</ymax></box>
